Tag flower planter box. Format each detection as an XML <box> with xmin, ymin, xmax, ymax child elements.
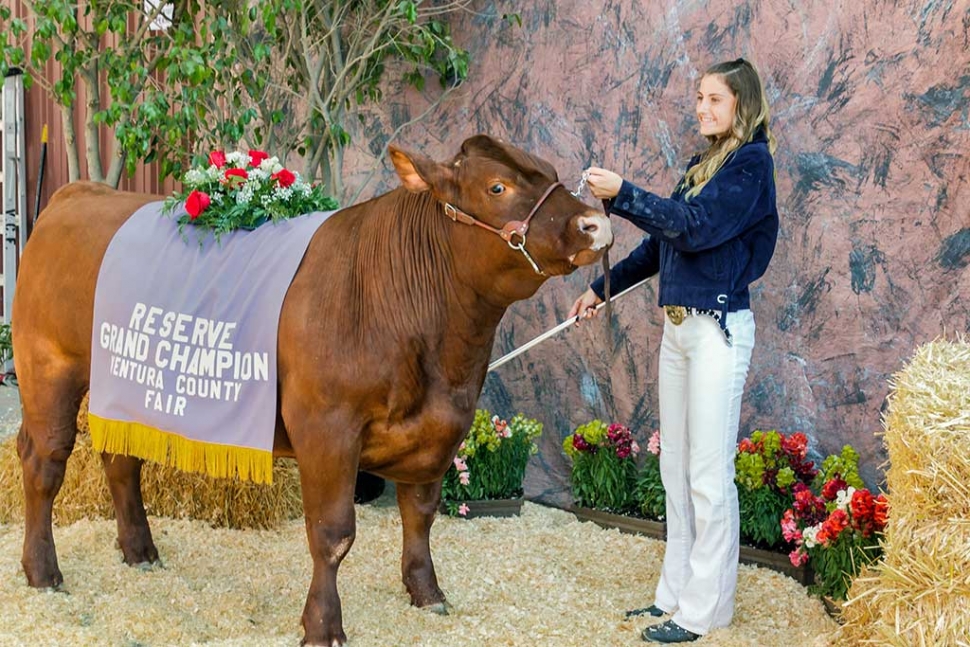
<box><xmin>739</xmin><ymin>544</ymin><xmax>814</xmax><ymax>586</ymax></box>
<box><xmin>572</xmin><ymin>506</ymin><xmax>813</xmax><ymax>585</ymax></box>
<box><xmin>442</xmin><ymin>497</ymin><xmax>524</xmax><ymax>519</ymax></box>
<box><xmin>571</xmin><ymin>506</ymin><xmax>667</xmax><ymax>541</ymax></box>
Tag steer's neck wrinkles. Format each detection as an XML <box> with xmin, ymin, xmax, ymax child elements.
<box><xmin>350</xmin><ymin>188</ymin><xmax>545</xmax><ymax>384</ymax></box>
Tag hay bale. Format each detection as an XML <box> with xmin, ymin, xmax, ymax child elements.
<box><xmin>836</xmin><ymin>338</ymin><xmax>970</xmax><ymax>645</ymax></box>
<box><xmin>0</xmin><ymin>394</ymin><xmax>303</xmax><ymax>529</ymax></box>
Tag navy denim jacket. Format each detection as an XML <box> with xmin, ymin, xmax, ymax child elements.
<box><xmin>591</xmin><ymin>129</ymin><xmax>778</xmax><ymax>324</ymax></box>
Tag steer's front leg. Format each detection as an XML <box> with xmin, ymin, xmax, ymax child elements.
<box><xmin>293</xmin><ymin>425</ymin><xmax>360</xmax><ymax>647</ymax></box>
<box><xmin>396</xmin><ymin>480</ymin><xmax>449</xmax><ymax>612</ymax></box>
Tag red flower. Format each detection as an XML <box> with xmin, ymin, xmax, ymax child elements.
<box><xmin>738</xmin><ymin>438</ymin><xmax>756</xmax><ymax>453</ymax></box>
<box><xmin>816</xmin><ymin>509</ymin><xmax>849</xmax><ymax>546</ymax></box>
<box><xmin>224</xmin><ymin>168</ymin><xmax>248</xmax><ymax>183</ymax></box>
<box><xmin>249</xmin><ymin>150</ymin><xmax>269</xmax><ymax>167</ymax></box>
<box><xmin>781</xmin><ymin>432</ymin><xmax>809</xmax><ymax>459</ymax></box>
<box><xmin>272</xmin><ymin>168</ymin><xmax>296</xmax><ymax>188</ymax></box>
<box><xmin>873</xmin><ymin>494</ymin><xmax>889</xmax><ymax>530</ymax></box>
<box><xmin>208</xmin><ymin>150</ymin><xmax>226</xmax><ymax>168</ymax></box>
<box><xmin>821</xmin><ymin>476</ymin><xmax>848</xmax><ymax>501</ymax></box>
<box><xmin>184</xmin><ymin>190</ymin><xmax>210</xmax><ymax>219</ymax></box>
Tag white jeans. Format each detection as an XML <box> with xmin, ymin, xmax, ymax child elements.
<box><xmin>653</xmin><ymin>309</ymin><xmax>755</xmax><ymax>635</ymax></box>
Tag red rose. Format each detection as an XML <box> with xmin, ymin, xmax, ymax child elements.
<box><xmin>184</xmin><ymin>190</ymin><xmax>210</xmax><ymax>219</ymax></box>
<box><xmin>208</xmin><ymin>150</ymin><xmax>226</xmax><ymax>168</ymax></box>
<box><xmin>272</xmin><ymin>168</ymin><xmax>296</xmax><ymax>188</ymax></box>
<box><xmin>249</xmin><ymin>150</ymin><xmax>269</xmax><ymax>167</ymax></box>
<box><xmin>224</xmin><ymin>168</ymin><xmax>248</xmax><ymax>183</ymax></box>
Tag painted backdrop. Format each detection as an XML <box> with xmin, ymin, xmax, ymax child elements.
<box><xmin>341</xmin><ymin>1</ymin><xmax>970</xmax><ymax>505</ymax></box>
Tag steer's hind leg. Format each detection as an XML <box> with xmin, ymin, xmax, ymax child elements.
<box><xmin>396</xmin><ymin>480</ymin><xmax>449</xmax><ymax>611</ymax></box>
<box><xmin>17</xmin><ymin>368</ymin><xmax>85</xmax><ymax>589</ymax></box>
<box><xmin>290</xmin><ymin>413</ymin><xmax>361</xmax><ymax>647</ymax></box>
<box><xmin>100</xmin><ymin>453</ymin><xmax>160</xmax><ymax>568</ymax></box>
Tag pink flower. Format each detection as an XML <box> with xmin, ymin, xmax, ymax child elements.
<box><xmin>647</xmin><ymin>430</ymin><xmax>661</xmax><ymax>456</ymax></box>
<box><xmin>788</xmin><ymin>549</ymin><xmax>809</xmax><ymax>567</ymax></box>
<box><xmin>459</xmin><ymin>472</ymin><xmax>470</xmax><ymax>486</ymax></box>
<box><xmin>184</xmin><ymin>190</ymin><xmax>210</xmax><ymax>219</ymax></box>
<box><xmin>781</xmin><ymin>509</ymin><xmax>801</xmax><ymax>542</ymax></box>
<box><xmin>458</xmin><ymin>503</ymin><xmax>470</xmax><ymax>517</ymax></box>
<box><xmin>453</xmin><ymin>457</ymin><xmax>467</xmax><ymax>472</ymax></box>
<box><xmin>208</xmin><ymin>150</ymin><xmax>226</xmax><ymax>168</ymax></box>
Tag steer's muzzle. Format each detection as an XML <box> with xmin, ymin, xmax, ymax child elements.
<box><xmin>569</xmin><ymin>211</ymin><xmax>613</xmax><ymax>266</ymax></box>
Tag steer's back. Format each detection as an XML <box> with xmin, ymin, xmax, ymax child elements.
<box><xmin>13</xmin><ymin>181</ymin><xmax>159</xmax><ymax>376</ymax></box>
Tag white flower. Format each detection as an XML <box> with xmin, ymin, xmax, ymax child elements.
<box><xmin>184</xmin><ymin>169</ymin><xmax>208</xmax><ymax>185</ymax></box>
<box><xmin>260</xmin><ymin>157</ymin><xmax>283</xmax><ymax>174</ymax></box>
<box><xmin>802</xmin><ymin>524</ymin><xmax>820</xmax><ymax>548</ymax></box>
<box><xmin>226</xmin><ymin>151</ymin><xmax>248</xmax><ymax>167</ymax></box>
<box><xmin>835</xmin><ymin>487</ymin><xmax>856</xmax><ymax>511</ymax></box>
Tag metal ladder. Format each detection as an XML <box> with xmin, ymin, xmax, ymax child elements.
<box><xmin>1</xmin><ymin>68</ymin><xmax>26</xmax><ymax>375</ymax></box>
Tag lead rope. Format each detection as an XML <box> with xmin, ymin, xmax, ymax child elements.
<box><xmin>600</xmin><ymin>198</ymin><xmax>613</xmax><ymax>350</ymax></box>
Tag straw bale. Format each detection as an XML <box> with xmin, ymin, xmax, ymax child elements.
<box><xmin>836</xmin><ymin>338</ymin><xmax>970</xmax><ymax>645</ymax></box>
<box><xmin>0</xmin><ymin>503</ymin><xmax>838</xmax><ymax>646</ymax></box>
<box><xmin>0</xmin><ymin>394</ymin><xmax>303</xmax><ymax>529</ymax></box>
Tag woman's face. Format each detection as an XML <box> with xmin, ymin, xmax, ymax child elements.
<box><xmin>696</xmin><ymin>74</ymin><xmax>737</xmax><ymax>138</ymax></box>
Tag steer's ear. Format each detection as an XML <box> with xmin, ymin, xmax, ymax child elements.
<box><xmin>389</xmin><ymin>146</ymin><xmax>452</xmax><ymax>194</ymax></box>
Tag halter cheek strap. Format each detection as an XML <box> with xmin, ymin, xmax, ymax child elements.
<box><xmin>441</xmin><ymin>181</ymin><xmax>563</xmax><ymax>276</ymax></box>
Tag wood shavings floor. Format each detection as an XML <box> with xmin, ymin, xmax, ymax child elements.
<box><xmin>0</xmin><ymin>502</ymin><xmax>837</xmax><ymax>646</ymax></box>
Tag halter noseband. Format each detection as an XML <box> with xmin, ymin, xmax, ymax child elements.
<box><xmin>441</xmin><ymin>181</ymin><xmax>563</xmax><ymax>276</ymax></box>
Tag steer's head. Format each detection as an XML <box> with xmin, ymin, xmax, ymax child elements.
<box><xmin>389</xmin><ymin>134</ymin><xmax>613</xmax><ymax>279</ymax></box>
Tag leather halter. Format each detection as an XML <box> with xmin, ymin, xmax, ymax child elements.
<box><xmin>441</xmin><ymin>181</ymin><xmax>563</xmax><ymax>276</ymax></box>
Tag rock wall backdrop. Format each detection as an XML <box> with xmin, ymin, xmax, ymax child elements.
<box><xmin>341</xmin><ymin>1</ymin><xmax>970</xmax><ymax>506</ymax></box>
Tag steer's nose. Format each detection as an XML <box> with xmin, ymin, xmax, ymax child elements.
<box><xmin>578</xmin><ymin>213</ymin><xmax>613</xmax><ymax>250</ymax></box>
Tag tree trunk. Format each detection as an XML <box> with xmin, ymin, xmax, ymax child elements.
<box><xmin>81</xmin><ymin>67</ymin><xmax>104</xmax><ymax>183</ymax></box>
<box><xmin>60</xmin><ymin>105</ymin><xmax>80</xmax><ymax>183</ymax></box>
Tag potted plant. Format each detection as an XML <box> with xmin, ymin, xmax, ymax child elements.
<box><xmin>782</xmin><ymin>445</ymin><xmax>889</xmax><ymax>605</ymax></box>
<box><xmin>563</xmin><ymin>421</ymin><xmax>666</xmax><ymax>538</ymax></box>
<box><xmin>735</xmin><ymin>430</ymin><xmax>818</xmax><ymax>548</ymax></box>
<box><xmin>439</xmin><ymin>409</ymin><xmax>542</xmax><ymax>518</ymax></box>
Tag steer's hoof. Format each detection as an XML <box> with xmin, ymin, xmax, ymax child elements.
<box><xmin>44</xmin><ymin>582</ymin><xmax>69</xmax><ymax>595</ymax></box>
<box><xmin>424</xmin><ymin>600</ymin><xmax>453</xmax><ymax>616</ymax></box>
<box><xmin>134</xmin><ymin>559</ymin><xmax>164</xmax><ymax>572</ymax></box>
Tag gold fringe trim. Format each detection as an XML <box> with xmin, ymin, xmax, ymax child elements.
<box><xmin>88</xmin><ymin>413</ymin><xmax>274</xmax><ymax>485</ymax></box>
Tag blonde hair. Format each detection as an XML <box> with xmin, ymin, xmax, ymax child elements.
<box><xmin>683</xmin><ymin>58</ymin><xmax>777</xmax><ymax>200</ymax></box>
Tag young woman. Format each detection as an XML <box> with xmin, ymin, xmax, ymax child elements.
<box><xmin>568</xmin><ymin>58</ymin><xmax>778</xmax><ymax>644</ymax></box>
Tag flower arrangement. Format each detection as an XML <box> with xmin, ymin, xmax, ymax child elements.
<box><xmin>562</xmin><ymin>420</ymin><xmax>640</xmax><ymax>513</ymax></box>
<box><xmin>634</xmin><ymin>430</ymin><xmax>665</xmax><ymax>520</ymax></box>
<box><xmin>163</xmin><ymin>149</ymin><xmax>338</xmax><ymax>240</ymax></box>
<box><xmin>781</xmin><ymin>446</ymin><xmax>889</xmax><ymax>600</ymax></box>
<box><xmin>440</xmin><ymin>410</ymin><xmax>543</xmax><ymax>517</ymax></box>
<box><xmin>735</xmin><ymin>430</ymin><xmax>818</xmax><ymax>548</ymax></box>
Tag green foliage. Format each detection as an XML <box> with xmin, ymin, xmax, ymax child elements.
<box><xmin>738</xmin><ymin>486</ymin><xmax>791</xmax><ymax>547</ymax></box>
<box><xmin>634</xmin><ymin>451</ymin><xmax>665</xmax><ymax>521</ymax></box>
<box><xmin>0</xmin><ymin>323</ymin><xmax>11</xmax><ymax>365</ymax></box>
<box><xmin>563</xmin><ymin>420</ymin><xmax>641</xmax><ymax>514</ymax></box>
<box><xmin>440</xmin><ymin>411</ymin><xmax>542</xmax><ymax>516</ymax></box>
<box><xmin>0</xmin><ymin>1</ymin><xmax>475</xmax><ymax>194</ymax></box>
<box><xmin>807</xmin><ymin>531</ymin><xmax>883</xmax><ymax>600</ymax></box>
<box><xmin>816</xmin><ymin>445</ymin><xmax>865</xmax><ymax>491</ymax></box>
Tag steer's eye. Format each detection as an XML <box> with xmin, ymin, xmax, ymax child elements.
<box><xmin>488</xmin><ymin>183</ymin><xmax>506</xmax><ymax>195</ymax></box>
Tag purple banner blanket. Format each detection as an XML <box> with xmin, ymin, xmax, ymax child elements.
<box><xmin>88</xmin><ymin>202</ymin><xmax>337</xmax><ymax>484</ymax></box>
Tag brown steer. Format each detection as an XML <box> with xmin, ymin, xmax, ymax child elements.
<box><xmin>12</xmin><ymin>135</ymin><xmax>613</xmax><ymax>645</ymax></box>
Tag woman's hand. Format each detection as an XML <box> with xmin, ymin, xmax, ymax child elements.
<box><xmin>567</xmin><ymin>288</ymin><xmax>604</xmax><ymax>325</ymax></box>
<box><xmin>585</xmin><ymin>167</ymin><xmax>623</xmax><ymax>199</ymax></box>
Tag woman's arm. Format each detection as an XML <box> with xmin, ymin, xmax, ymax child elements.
<box><xmin>605</xmin><ymin>146</ymin><xmax>774</xmax><ymax>252</ymax></box>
